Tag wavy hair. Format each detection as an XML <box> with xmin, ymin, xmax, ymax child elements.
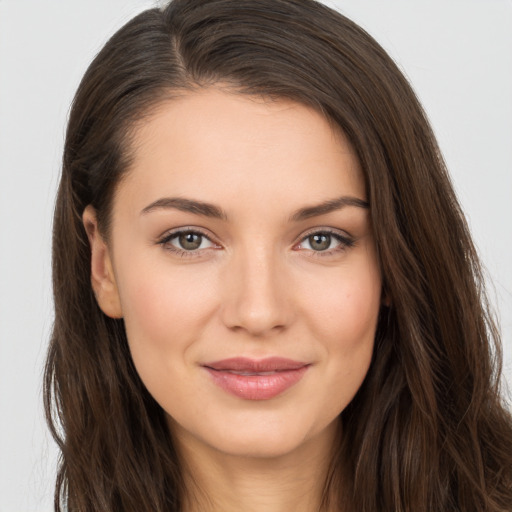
<box><xmin>44</xmin><ymin>0</ymin><xmax>512</xmax><ymax>510</ymax></box>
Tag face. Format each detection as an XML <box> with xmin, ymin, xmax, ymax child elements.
<box><xmin>85</xmin><ymin>88</ymin><xmax>382</xmax><ymax>460</ymax></box>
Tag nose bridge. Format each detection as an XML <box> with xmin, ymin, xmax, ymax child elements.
<box><xmin>221</xmin><ymin>240</ymin><xmax>290</xmax><ymax>336</ymax></box>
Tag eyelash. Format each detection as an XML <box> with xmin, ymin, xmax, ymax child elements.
<box><xmin>157</xmin><ymin>228</ymin><xmax>355</xmax><ymax>259</ymax></box>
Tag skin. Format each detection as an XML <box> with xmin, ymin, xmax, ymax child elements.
<box><xmin>84</xmin><ymin>87</ymin><xmax>383</xmax><ymax>512</ymax></box>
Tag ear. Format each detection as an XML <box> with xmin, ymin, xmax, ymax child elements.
<box><xmin>82</xmin><ymin>205</ymin><xmax>123</xmax><ymax>319</ymax></box>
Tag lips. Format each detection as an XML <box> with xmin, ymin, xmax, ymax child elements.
<box><xmin>203</xmin><ymin>357</ymin><xmax>309</xmax><ymax>400</ymax></box>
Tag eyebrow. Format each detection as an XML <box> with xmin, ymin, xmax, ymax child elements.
<box><xmin>140</xmin><ymin>195</ymin><xmax>369</xmax><ymax>221</ymax></box>
<box><xmin>289</xmin><ymin>196</ymin><xmax>369</xmax><ymax>222</ymax></box>
<box><xmin>141</xmin><ymin>197</ymin><xmax>228</xmax><ymax>220</ymax></box>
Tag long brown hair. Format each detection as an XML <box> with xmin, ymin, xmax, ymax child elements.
<box><xmin>45</xmin><ymin>0</ymin><xmax>512</xmax><ymax>510</ymax></box>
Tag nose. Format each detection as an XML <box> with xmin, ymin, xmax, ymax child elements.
<box><xmin>220</xmin><ymin>245</ymin><xmax>292</xmax><ymax>337</ymax></box>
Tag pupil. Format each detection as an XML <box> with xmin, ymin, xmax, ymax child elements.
<box><xmin>310</xmin><ymin>234</ymin><xmax>330</xmax><ymax>251</ymax></box>
<box><xmin>179</xmin><ymin>233</ymin><xmax>202</xmax><ymax>250</ymax></box>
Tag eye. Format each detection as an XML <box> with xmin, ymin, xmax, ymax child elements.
<box><xmin>296</xmin><ymin>230</ymin><xmax>354</xmax><ymax>255</ymax></box>
<box><xmin>174</xmin><ymin>232</ymin><xmax>210</xmax><ymax>251</ymax></box>
<box><xmin>303</xmin><ymin>233</ymin><xmax>334</xmax><ymax>251</ymax></box>
<box><xmin>158</xmin><ymin>229</ymin><xmax>218</xmax><ymax>255</ymax></box>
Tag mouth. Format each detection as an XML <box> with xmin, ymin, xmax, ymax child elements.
<box><xmin>202</xmin><ymin>357</ymin><xmax>310</xmax><ymax>400</ymax></box>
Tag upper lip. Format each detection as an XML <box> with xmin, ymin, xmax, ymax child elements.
<box><xmin>203</xmin><ymin>357</ymin><xmax>309</xmax><ymax>372</ymax></box>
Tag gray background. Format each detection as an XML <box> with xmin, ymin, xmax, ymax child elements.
<box><xmin>1</xmin><ymin>1</ymin><xmax>510</xmax><ymax>510</ymax></box>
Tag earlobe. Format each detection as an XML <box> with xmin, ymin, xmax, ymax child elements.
<box><xmin>82</xmin><ymin>205</ymin><xmax>123</xmax><ymax>319</ymax></box>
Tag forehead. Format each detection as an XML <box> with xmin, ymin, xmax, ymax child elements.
<box><xmin>117</xmin><ymin>88</ymin><xmax>365</xmax><ymax>216</ymax></box>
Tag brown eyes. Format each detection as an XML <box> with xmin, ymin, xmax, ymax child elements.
<box><xmin>294</xmin><ymin>230</ymin><xmax>355</xmax><ymax>254</ymax></box>
<box><xmin>158</xmin><ymin>229</ymin><xmax>354</xmax><ymax>257</ymax></box>
<box><xmin>157</xmin><ymin>229</ymin><xmax>218</xmax><ymax>257</ymax></box>
<box><xmin>305</xmin><ymin>233</ymin><xmax>335</xmax><ymax>251</ymax></box>
<box><xmin>177</xmin><ymin>232</ymin><xmax>207</xmax><ymax>251</ymax></box>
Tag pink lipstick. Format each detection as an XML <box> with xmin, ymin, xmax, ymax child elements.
<box><xmin>203</xmin><ymin>357</ymin><xmax>309</xmax><ymax>400</ymax></box>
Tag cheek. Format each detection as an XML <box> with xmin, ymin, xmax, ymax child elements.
<box><xmin>303</xmin><ymin>261</ymin><xmax>381</xmax><ymax>347</ymax></box>
<box><xmin>299</xmin><ymin>258</ymin><xmax>381</xmax><ymax>403</ymax></box>
<box><xmin>115</xmin><ymin>257</ymin><xmax>218</xmax><ymax>380</ymax></box>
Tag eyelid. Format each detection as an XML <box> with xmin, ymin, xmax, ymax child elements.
<box><xmin>157</xmin><ymin>226</ymin><xmax>215</xmax><ymax>242</ymax></box>
<box><xmin>297</xmin><ymin>226</ymin><xmax>354</xmax><ymax>240</ymax></box>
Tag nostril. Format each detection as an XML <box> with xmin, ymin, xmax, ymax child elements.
<box><xmin>222</xmin><ymin>299</ymin><xmax>290</xmax><ymax>336</ymax></box>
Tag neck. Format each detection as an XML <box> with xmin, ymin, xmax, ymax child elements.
<box><xmin>176</xmin><ymin>420</ymin><xmax>341</xmax><ymax>512</ymax></box>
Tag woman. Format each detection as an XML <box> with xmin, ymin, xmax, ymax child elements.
<box><xmin>44</xmin><ymin>0</ymin><xmax>512</xmax><ymax>510</ymax></box>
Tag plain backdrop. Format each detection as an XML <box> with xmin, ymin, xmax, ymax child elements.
<box><xmin>0</xmin><ymin>1</ymin><xmax>511</xmax><ymax>510</ymax></box>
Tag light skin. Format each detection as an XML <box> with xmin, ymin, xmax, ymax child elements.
<box><xmin>83</xmin><ymin>87</ymin><xmax>383</xmax><ymax>512</ymax></box>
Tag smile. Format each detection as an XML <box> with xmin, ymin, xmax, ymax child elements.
<box><xmin>202</xmin><ymin>357</ymin><xmax>310</xmax><ymax>400</ymax></box>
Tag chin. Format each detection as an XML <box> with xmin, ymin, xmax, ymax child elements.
<box><xmin>214</xmin><ymin>430</ymin><xmax>307</xmax><ymax>459</ymax></box>
<box><xmin>168</xmin><ymin>408</ymin><xmax>339</xmax><ymax>461</ymax></box>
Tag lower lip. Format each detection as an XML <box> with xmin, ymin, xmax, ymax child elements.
<box><xmin>204</xmin><ymin>366</ymin><xmax>309</xmax><ymax>400</ymax></box>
